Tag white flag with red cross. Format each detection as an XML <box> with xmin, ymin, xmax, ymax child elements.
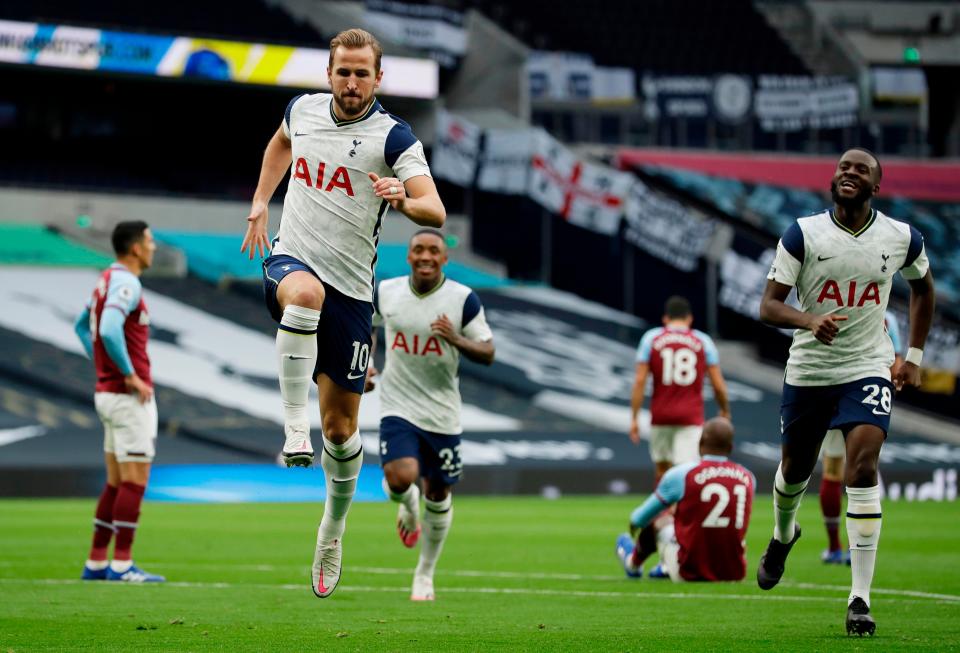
<box><xmin>528</xmin><ymin>129</ymin><xmax>628</xmax><ymax>235</ymax></box>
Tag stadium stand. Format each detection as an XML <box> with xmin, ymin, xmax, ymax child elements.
<box><xmin>468</xmin><ymin>0</ymin><xmax>809</xmax><ymax>74</ymax></box>
<box><xmin>4</xmin><ymin>0</ymin><xmax>323</xmax><ymax>44</ymax></box>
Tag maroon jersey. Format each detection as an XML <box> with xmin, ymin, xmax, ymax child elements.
<box><xmin>90</xmin><ymin>264</ymin><xmax>151</xmax><ymax>393</ymax></box>
<box><xmin>674</xmin><ymin>458</ymin><xmax>754</xmax><ymax>581</ymax></box>
<box><xmin>638</xmin><ymin>326</ymin><xmax>718</xmax><ymax>426</ymax></box>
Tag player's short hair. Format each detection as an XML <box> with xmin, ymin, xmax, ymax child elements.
<box><xmin>410</xmin><ymin>228</ymin><xmax>445</xmax><ymax>245</ymax></box>
<box><xmin>329</xmin><ymin>28</ymin><xmax>383</xmax><ymax>72</ymax></box>
<box><xmin>111</xmin><ymin>221</ymin><xmax>150</xmax><ymax>256</ymax></box>
<box><xmin>844</xmin><ymin>147</ymin><xmax>883</xmax><ymax>182</ymax></box>
<box><xmin>664</xmin><ymin>295</ymin><xmax>692</xmax><ymax>319</ymax></box>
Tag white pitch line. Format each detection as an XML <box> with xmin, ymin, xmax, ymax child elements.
<box><xmin>0</xmin><ymin>578</ymin><xmax>957</xmax><ymax>605</ymax></box>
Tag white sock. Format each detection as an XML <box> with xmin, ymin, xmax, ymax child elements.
<box><xmin>846</xmin><ymin>485</ymin><xmax>882</xmax><ymax>607</ymax></box>
<box><xmin>416</xmin><ymin>495</ymin><xmax>453</xmax><ymax>578</ymax></box>
<box><xmin>85</xmin><ymin>559</ymin><xmax>108</xmax><ymax>571</ymax></box>
<box><xmin>382</xmin><ymin>478</ymin><xmax>420</xmax><ymax>519</ymax></box>
<box><xmin>277</xmin><ymin>305</ymin><xmax>320</xmax><ymax>427</ymax></box>
<box><xmin>773</xmin><ymin>464</ymin><xmax>808</xmax><ymax>542</ymax></box>
<box><xmin>318</xmin><ymin>431</ymin><xmax>363</xmax><ymax>543</ymax></box>
<box><xmin>110</xmin><ymin>559</ymin><xmax>132</xmax><ymax>573</ymax></box>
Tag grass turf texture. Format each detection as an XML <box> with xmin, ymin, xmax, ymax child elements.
<box><xmin>1</xmin><ymin>497</ymin><xmax>959</xmax><ymax>651</ymax></box>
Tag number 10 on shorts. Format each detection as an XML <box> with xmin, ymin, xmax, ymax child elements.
<box><xmin>350</xmin><ymin>340</ymin><xmax>370</xmax><ymax>373</ymax></box>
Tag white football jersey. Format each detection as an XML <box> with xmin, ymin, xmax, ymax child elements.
<box><xmin>272</xmin><ymin>94</ymin><xmax>432</xmax><ymax>302</ymax></box>
<box><xmin>767</xmin><ymin>209</ymin><xmax>928</xmax><ymax>386</ymax></box>
<box><xmin>374</xmin><ymin>275</ymin><xmax>494</xmax><ymax>434</ymax></box>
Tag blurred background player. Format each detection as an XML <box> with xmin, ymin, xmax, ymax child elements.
<box><xmin>75</xmin><ymin>221</ymin><xmax>164</xmax><ymax>583</ymax></box>
<box><xmin>240</xmin><ymin>28</ymin><xmax>446</xmax><ymax>599</ymax></box>
<box><xmin>616</xmin><ymin>417</ymin><xmax>754</xmax><ymax>582</ymax></box>
<box><xmin>366</xmin><ymin>229</ymin><xmax>495</xmax><ymax>601</ymax></box>
<box><xmin>630</xmin><ymin>296</ymin><xmax>731</xmax><ymax>483</ymax></box>
<box><xmin>757</xmin><ymin>148</ymin><xmax>935</xmax><ymax>636</ymax></box>
<box><xmin>818</xmin><ymin>310</ymin><xmax>905</xmax><ymax>565</ymax></box>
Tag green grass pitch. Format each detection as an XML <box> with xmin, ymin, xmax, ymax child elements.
<box><xmin>1</xmin><ymin>496</ymin><xmax>959</xmax><ymax>651</ymax></box>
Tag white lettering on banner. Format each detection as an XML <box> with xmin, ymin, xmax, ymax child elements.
<box><xmin>364</xmin><ymin>0</ymin><xmax>466</xmax><ymax>68</ymax></box>
<box><xmin>754</xmin><ymin>76</ymin><xmax>858</xmax><ymax>132</ymax></box>
<box><xmin>432</xmin><ymin>109</ymin><xmax>480</xmax><ymax>186</ymax></box>
<box><xmin>623</xmin><ymin>180</ymin><xmax>715</xmax><ymax>271</ymax></box>
<box><xmin>0</xmin><ymin>268</ymin><xmax>518</xmax><ymax>432</ymax></box>
<box><xmin>477</xmin><ymin>128</ymin><xmax>533</xmax><ymax>196</ymax></box>
<box><xmin>483</xmin><ymin>307</ymin><xmax>765</xmax><ymax>404</ymax></box>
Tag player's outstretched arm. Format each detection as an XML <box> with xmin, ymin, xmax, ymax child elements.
<box><xmin>894</xmin><ymin>270</ymin><xmax>936</xmax><ymax>390</ymax></box>
<box><xmin>629</xmin><ymin>363</ymin><xmax>648</xmax><ymax>445</ymax></box>
<box><xmin>759</xmin><ymin>279</ymin><xmax>847</xmax><ymax>345</ymax></box>
<box><xmin>242</xmin><ymin>125</ymin><xmax>292</xmax><ymax>260</ymax></box>
<box><xmin>369</xmin><ymin>173</ymin><xmax>445</xmax><ymax>227</ymax></box>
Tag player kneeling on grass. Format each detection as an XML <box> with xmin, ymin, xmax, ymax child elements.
<box><xmin>366</xmin><ymin>229</ymin><xmax>495</xmax><ymax>600</ymax></box>
<box><xmin>616</xmin><ymin>417</ymin><xmax>754</xmax><ymax>582</ymax></box>
<box><xmin>75</xmin><ymin>221</ymin><xmax>165</xmax><ymax>583</ymax></box>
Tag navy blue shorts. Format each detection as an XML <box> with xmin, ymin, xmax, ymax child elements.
<box><xmin>262</xmin><ymin>254</ymin><xmax>373</xmax><ymax>394</ymax></box>
<box><xmin>379</xmin><ymin>416</ymin><xmax>463</xmax><ymax>487</ymax></box>
<box><xmin>780</xmin><ymin>376</ymin><xmax>893</xmax><ymax>445</ymax></box>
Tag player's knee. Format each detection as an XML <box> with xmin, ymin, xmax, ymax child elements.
<box><xmin>321</xmin><ymin>417</ymin><xmax>357</xmax><ymax>445</ymax></box>
<box><xmin>851</xmin><ymin>516</ymin><xmax>879</xmax><ymax>538</ymax></box>
<box><xmin>424</xmin><ymin>486</ymin><xmax>450</xmax><ymax>503</ymax></box>
<box><xmin>845</xmin><ymin>453</ymin><xmax>878</xmax><ymax>486</ymax></box>
<box><xmin>383</xmin><ymin>466</ymin><xmax>417</xmax><ymax>492</ymax></box>
<box><xmin>280</xmin><ymin>280</ymin><xmax>325</xmax><ymax>311</ymax></box>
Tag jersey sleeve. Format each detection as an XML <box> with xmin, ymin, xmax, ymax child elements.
<box><xmin>696</xmin><ymin>330</ymin><xmax>720</xmax><ymax>366</ymax></box>
<box><xmin>281</xmin><ymin>94</ymin><xmax>305</xmax><ymax>139</ymax></box>
<box><xmin>462</xmin><ymin>292</ymin><xmax>493</xmax><ymax>342</ymax></box>
<box><xmin>99</xmin><ymin>307</ymin><xmax>134</xmax><ymax>375</ymax></box>
<box><xmin>767</xmin><ymin>222</ymin><xmax>804</xmax><ymax>287</ymax></box>
<box><xmin>73</xmin><ymin>302</ymin><xmax>93</xmax><ymax>358</ymax></box>
<box><xmin>629</xmin><ymin>462</ymin><xmax>696</xmax><ymax>529</ymax></box>
<box><xmin>385</xmin><ymin>122</ymin><xmax>431</xmax><ymax>182</ymax></box>
<box><xmin>635</xmin><ymin>329</ymin><xmax>657</xmax><ymax>364</ymax></box>
<box><xmin>900</xmin><ymin>225</ymin><xmax>929</xmax><ymax>281</ymax></box>
<box><xmin>105</xmin><ymin>273</ymin><xmax>142</xmax><ymax>316</ymax></box>
<box><xmin>885</xmin><ymin>310</ymin><xmax>903</xmax><ymax>355</ymax></box>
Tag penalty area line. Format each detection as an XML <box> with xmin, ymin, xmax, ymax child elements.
<box><xmin>0</xmin><ymin>578</ymin><xmax>956</xmax><ymax>604</ymax></box>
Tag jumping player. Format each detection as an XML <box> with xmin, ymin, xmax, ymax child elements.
<box><xmin>241</xmin><ymin>28</ymin><xmax>446</xmax><ymax>598</ymax></box>
<box><xmin>757</xmin><ymin>148</ymin><xmax>935</xmax><ymax>636</ymax></box>
<box><xmin>616</xmin><ymin>417</ymin><xmax>754</xmax><ymax>582</ymax></box>
<box><xmin>366</xmin><ymin>229</ymin><xmax>495</xmax><ymax>600</ymax></box>
<box><xmin>75</xmin><ymin>221</ymin><xmax>164</xmax><ymax>583</ymax></box>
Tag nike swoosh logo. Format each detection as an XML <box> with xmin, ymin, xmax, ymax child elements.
<box><xmin>818</xmin><ymin>255</ymin><xmax>836</xmax><ymax>261</ymax></box>
<box><xmin>871</xmin><ymin>408</ymin><xmax>889</xmax><ymax>416</ymax></box>
<box><xmin>347</xmin><ymin>371</ymin><xmax>365</xmax><ymax>380</ymax></box>
<box><xmin>317</xmin><ymin>562</ymin><xmax>328</xmax><ymax>594</ymax></box>
<box><xmin>295</xmin><ymin>131</ymin><xmax>309</xmax><ymax>137</ymax></box>
<box><xmin>287</xmin><ymin>354</ymin><xmax>311</xmax><ymax>360</ymax></box>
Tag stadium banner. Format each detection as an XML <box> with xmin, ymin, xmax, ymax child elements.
<box><xmin>431</xmin><ymin>109</ymin><xmax>481</xmax><ymax>186</ymax></box>
<box><xmin>0</xmin><ymin>19</ymin><xmax>438</xmax><ymax>98</ymax></box>
<box><xmin>754</xmin><ymin>75</ymin><xmax>858</xmax><ymax>132</ymax></box>
<box><xmin>640</xmin><ymin>74</ymin><xmax>858</xmax><ymax>130</ymax></box>
<box><xmin>641</xmin><ymin>74</ymin><xmax>753</xmax><ymax>124</ymax></box>
<box><xmin>476</xmin><ymin>128</ymin><xmax>533</xmax><ymax>195</ymax></box>
<box><xmin>364</xmin><ymin>0</ymin><xmax>467</xmax><ymax>69</ymax></box>
<box><xmin>623</xmin><ymin>180</ymin><xmax>716</xmax><ymax>272</ymax></box>
<box><xmin>527</xmin><ymin>130</ymin><xmax>628</xmax><ymax>235</ymax></box>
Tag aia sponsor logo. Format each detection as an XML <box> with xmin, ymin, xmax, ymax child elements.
<box><xmin>816</xmin><ymin>280</ymin><xmax>881</xmax><ymax>307</ymax></box>
<box><xmin>391</xmin><ymin>332</ymin><xmax>443</xmax><ymax>356</ymax></box>
<box><xmin>292</xmin><ymin>157</ymin><xmax>354</xmax><ymax>196</ymax></box>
